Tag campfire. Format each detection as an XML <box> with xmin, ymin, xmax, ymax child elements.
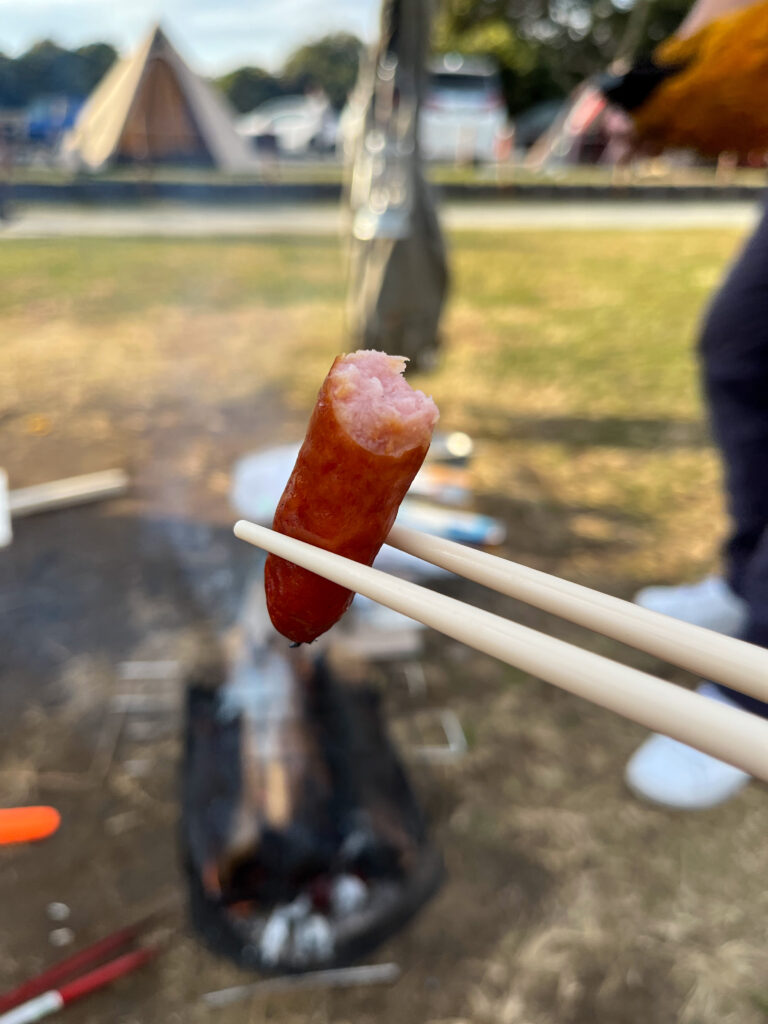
<box><xmin>182</xmin><ymin>576</ymin><xmax>443</xmax><ymax>972</ymax></box>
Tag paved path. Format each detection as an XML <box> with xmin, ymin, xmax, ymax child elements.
<box><xmin>0</xmin><ymin>200</ymin><xmax>761</xmax><ymax>238</ymax></box>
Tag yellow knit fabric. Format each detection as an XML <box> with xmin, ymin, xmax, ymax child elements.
<box><xmin>633</xmin><ymin>0</ymin><xmax>768</xmax><ymax>155</ymax></box>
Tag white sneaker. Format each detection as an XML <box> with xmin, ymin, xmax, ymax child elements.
<box><xmin>625</xmin><ymin>684</ymin><xmax>751</xmax><ymax>810</ymax></box>
<box><xmin>634</xmin><ymin>575</ymin><xmax>747</xmax><ymax>636</ymax></box>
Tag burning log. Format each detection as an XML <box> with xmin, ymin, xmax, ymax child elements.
<box><xmin>181</xmin><ymin>574</ymin><xmax>442</xmax><ymax>972</ymax></box>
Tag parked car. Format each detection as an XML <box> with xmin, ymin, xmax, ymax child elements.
<box><xmin>420</xmin><ymin>54</ymin><xmax>510</xmax><ymax>163</ymax></box>
<box><xmin>236</xmin><ymin>94</ymin><xmax>338</xmax><ymax>156</ymax></box>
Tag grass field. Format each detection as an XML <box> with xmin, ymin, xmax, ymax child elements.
<box><xmin>8</xmin><ymin>159</ymin><xmax>768</xmax><ymax>189</ymax></box>
<box><xmin>2</xmin><ymin>227</ymin><xmax>768</xmax><ymax>1024</ymax></box>
<box><xmin>0</xmin><ymin>228</ymin><xmax>738</xmax><ymax>587</ymax></box>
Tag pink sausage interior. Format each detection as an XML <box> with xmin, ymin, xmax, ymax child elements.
<box><xmin>329</xmin><ymin>350</ymin><xmax>439</xmax><ymax>457</ymax></box>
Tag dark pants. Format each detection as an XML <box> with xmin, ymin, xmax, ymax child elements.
<box><xmin>700</xmin><ymin>204</ymin><xmax>768</xmax><ymax>717</ymax></box>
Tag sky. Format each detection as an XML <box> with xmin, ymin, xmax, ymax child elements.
<box><xmin>0</xmin><ymin>0</ymin><xmax>380</xmax><ymax>73</ymax></box>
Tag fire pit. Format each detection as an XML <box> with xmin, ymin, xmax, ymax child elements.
<box><xmin>181</xmin><ymin>576</ymin><xmax>443</xmax><ymax>972</ymax></box>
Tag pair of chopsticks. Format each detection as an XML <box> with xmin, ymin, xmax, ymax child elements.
<box><xmin>234</xmin><ymin>520</ymin><xmax>768</xmax><ymax>783</ymax></box>
<box><xmin>0</xmin><ymin>914</ymin><xmax>164</xmax><ymax>1024</ymax></box>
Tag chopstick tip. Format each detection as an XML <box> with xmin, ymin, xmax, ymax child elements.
<box><xmin>233</xmin><ymin>519</ymin><xmax>252</xmax><ymax>541</ymax></box>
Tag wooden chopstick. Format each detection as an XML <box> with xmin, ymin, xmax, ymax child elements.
<box><xmin>387</xmin><ymin>525</ymin><xmax>768</xmax><ymax>704</ymax></box>
<box><xmin>234</xmin><ymin>520</ymin><xmax>768</xmax><ymax>784</ymax></box>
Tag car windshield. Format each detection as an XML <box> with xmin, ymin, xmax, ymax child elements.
<box><xmin>271</xmin><ymin>113</ymin><xmax>306</xmax><ymax>127</ymax></box>
<box><xmin>429</xmin><ymin>73</ymin><xmax>495</xmax><ymax>93</ymax></box>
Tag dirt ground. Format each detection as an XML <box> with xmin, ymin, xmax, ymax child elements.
<box><xmin>1</xmin><ymin>232</ymin><xmax>767</xmax><ymax>1024</ymax></box>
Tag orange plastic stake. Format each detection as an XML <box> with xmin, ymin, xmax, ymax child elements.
<box><xmin>0</xmin><ymin>807</ymin><xmax>61</xmax><ymax>845</ymax></box>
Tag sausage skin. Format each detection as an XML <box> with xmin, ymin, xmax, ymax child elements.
<box><xmin>265</xmin><ymin>352</ymin><xmax>438</xmax><ymax>643</ymax></box>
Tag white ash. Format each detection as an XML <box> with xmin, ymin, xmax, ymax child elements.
<box><xmin>293</xmin><ymin>914</ymin><xmax>334</xmax><ymax>964</ymax></box>
<box><xmin>259</xmin><ymin>910</ymin><xmax>291</xmax><ymax>966</ymax></box>
<box><xmin>283</xmin><ymin>893</ymin><xmax>312</xmax><ymax>921</ymax></box>
<box><xmin>331</xmin><ymin>875</ymin><xmax>368</xmax><ymax>917</ymax></box>
<box><xmin>258</xmin><ymin>893</ymin><xmax>336</xmax><ymax>967</ymax></box>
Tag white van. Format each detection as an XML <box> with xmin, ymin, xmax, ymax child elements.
<box><xmin>237</xmin><ymin>94</ymin><xmax>338</xmax><ymax>156</ymax></box>
<box><xmin>420</xmin><ymin>54</ymin><xmax>509</xmax><ymax>163</ymax></box>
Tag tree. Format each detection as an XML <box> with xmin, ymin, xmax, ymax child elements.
<box><xmin>12</xmin><ymin>41</ymin><xmax>77</xmax><ymax>102</ymax></box>
<box><xmin>216</xmin><ymin>66</ymin><xmax>284</xmax><ymax>113</ymax></box>
<box><xmin>0</xmin><ymin>53</ymin><xmax>24</xmax><ymax>108</ymax></box>
<box><xmin>0</xmin><ymin>40</ymin><xmax>116</xmax><ymax>108</ymax></box>
<box><xmin>434</xmin><ymin>0</ymin><xmax>691</xmax><ymax>114</ymax></box>
<box><xmin>282</xmin><ymin>33</ymin><xmax>364</xmax><ymax>109</ymax></box>
<box><xmin>74</xmin><ymin>43</ymin><xmax>118</xmax><ymax>94</ymax></box>
<box><xmin>433</xmin><ymin>14</ymin><xmax>564</xmax><ymax>113</ymax></box>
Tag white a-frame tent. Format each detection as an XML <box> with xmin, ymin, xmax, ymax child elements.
<box><xmin>62</xmin><ymin>25</ymin><xmax>256</xmax><ymax>172</ymax></box>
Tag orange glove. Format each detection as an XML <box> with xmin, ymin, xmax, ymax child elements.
<box><xmin>604</xmin><ymin>0</ymin><xmax>768</xmax><ymax>156</ymax></box>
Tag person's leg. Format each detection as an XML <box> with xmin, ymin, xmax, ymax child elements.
<box><xmin>700</xmin><ymin>204</ymin><xmax>768</xmax><ymax>716</ymax></box>
<box><xmin>718</xmin><ymin>530</ymin><xmax>768</xmax><ymax>716</ymax></box>
<box><xmin>700</xmin><ymin>205</ymin><xmax>768</xmax><ymax>595</ymax></box>
<box><xmin>626</xmin><ymin>208</ymin><xmax>768</xmax><ymax>806</ymax></box>
<box><xmin>634</xmin><ymin>209</ymin><xmax>768</xmax><ymax>635</ymax></box>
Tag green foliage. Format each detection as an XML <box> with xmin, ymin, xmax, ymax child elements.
<box><xmin>3</xmin><ymin>0</ymin><xmax>696</xmax><ymax>124</ymax></box>
<box><xmin>0</xmin><ymin>40</ymin><xmax>116</xmax><ymax>108</ymax></box>
<box><xmin>0</xmin><ymin>53</ymin><xmax>23</xmax><ymax>107</ymax></box>
<box><xmin>281</xmin><ymin>32</ymin><xmax>364</xmax><ymax>109</ymax></box>
<box><xmin>217</xmin><ymin>34</ymin><xmax>365</xmax><ymax>113</ymax></box>
<box><xmin>0</xmin><ymin>31</ymin><xmax>365</xmax><ymax>117</ymax></box>
<box><xmin>216</xmin><ymin>66</ymin><xmax>284</xmax><ymax>113</ymax></box>
<box><xmin>434</xmin><ymin>0</ymin><xmax>692</xmax><ymax>114</ymax></box>
<box><xmin>73</xmin><ymin>43</ymin><xmax>118</xmax><ymax>89</ymax></box>
<box><xmin>433</xmin><ymin>13</ymin><xmax>563</xmax><ymax>112</ymax></box>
